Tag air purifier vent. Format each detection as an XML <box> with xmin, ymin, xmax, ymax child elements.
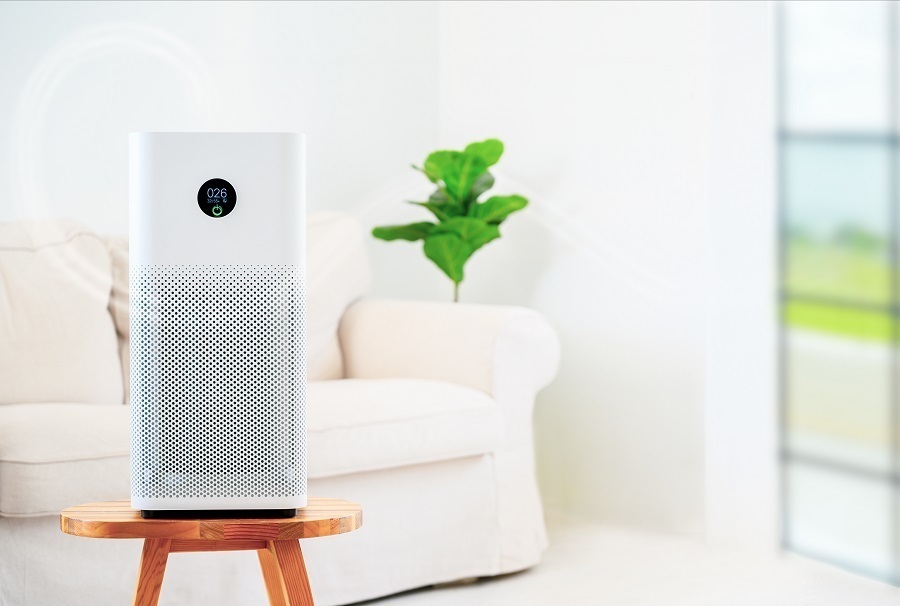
<box><xmin>130</xmin><ymin>264</ymin><xmax>306</xmax><ymax>502</ymax></box>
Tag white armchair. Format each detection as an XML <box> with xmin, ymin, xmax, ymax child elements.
<box><xmin>340</xmin><ymin>299</ymin><xmax>560</xmax><ymax>567</ymax></box>
<box><xmin>0</xmin><ymin>213</ymin><xmax>560</xmax><ymax>606</ymax></box>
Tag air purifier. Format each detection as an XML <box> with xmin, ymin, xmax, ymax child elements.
<box><xmin>129</xmin><ymin>132</ymin><xmax>307</xmax><ymax>519</ymax></box>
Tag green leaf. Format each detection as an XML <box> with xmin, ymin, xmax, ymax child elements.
<box><xmin>422</xmin><ymin>146</ymin><xmax>495</xmax><ymax>204</ymax></box>
<box><xmin>423</xmin><ymin>233</ymin><xmax>475</xmax><ymax>284</ymax></box>
<box><xmin>409</xmin><ymin>200</ymin><xmax>463</xmax><ymax>222</ymax></box>
<box><xmin>372</xmin><ymin>222</ymin><xmax>434</xmax><ymax>241</ymax></box>
<box><xmin>423</xmin><ymin>151</ymin><xmax>460</xmax><ymax>183</ymax></box>
<box><xmin>432</xmin><ymin>217</ymin><xmax>500</xmax><ymax>251</ymax></box>
<box><xmin>426</xmin><ymin>188</ymin><xmax>465</xmax><ymax>215</ymax></box>
<box><xmin>464</xmin><ymin>139</ymin><xmax>504</xmax><ymax>167</ymax></box>
<box><xmin>467</xmin><ymin>172</ymin><xmax>494</xmax><ymax>203</ymax></box>
<box><xmin>443</xmin><ymin>154</ymin><xmax>488</xmax><ymax>204</ymax></box>
<box><xmin>469</xmin><ymin>195</ymin><xmax>528</xmax><ymax>224</ymax></box>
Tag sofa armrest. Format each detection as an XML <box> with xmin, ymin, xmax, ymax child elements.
<box><xmin>338</xmin><ymin>299</ymin><xmax>560</xmax><ymax>400</ymax></box>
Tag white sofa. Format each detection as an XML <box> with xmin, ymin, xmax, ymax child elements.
<box><xmin>0</xmin><ymin>212</ymin><xmax>560</xmax><ymax>606</ymax></box>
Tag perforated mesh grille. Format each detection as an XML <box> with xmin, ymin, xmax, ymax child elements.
<box><xmin>130</xmin><ymin>265</ymin><xmax>306</xmax><ymax>501</ymax></box>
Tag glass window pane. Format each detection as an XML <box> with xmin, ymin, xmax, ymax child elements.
<box><xmin>783</xmin><ymin>140</ymin><xmax>890</xmax><ymax>305</ymax></box>
<box><xmin>783</xmin><ymin>1</ymin><xmax>889</xmax><ymax>131</ymax></box>
<box><xmin>786</xmin><ymin>461</ymin><xmax>893</xmax><ymax>581</ymax></box>
<box><xmin>781</xmin><ymin>0</ymin><xmax>896</xmax><ymax>586</ymax></box>
<box><xmin>784</xmin><ymin>301</ymin><xmax>892</xmax><ymax>342</ymax></box>
<box><xmin>785</xmin><ymin>324</ymin><xmax>892</xmax><ymax>472</ymax></box>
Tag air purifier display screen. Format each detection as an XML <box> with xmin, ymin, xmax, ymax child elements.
<box><xmin>198</xmin><ymin>178</ymin><xmax>237</xmax><ymax>218</ymax></box>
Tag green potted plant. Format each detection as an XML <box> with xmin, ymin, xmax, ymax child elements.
<box><xmin>372</xmin><ymin>138</ymin><xmax>528</xmax><ymax>302</ymax></box>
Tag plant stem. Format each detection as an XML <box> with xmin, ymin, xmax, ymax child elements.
<box><xmin>454</xmin><ymin>282</ymin><xmax>459</xmax><ymax>303</ymax></box>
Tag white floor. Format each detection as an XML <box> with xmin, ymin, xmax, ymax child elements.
<box><xmin>357</xmin><ymin>512</ymin><xmax>900</xmax><ymax>605</ymax></box>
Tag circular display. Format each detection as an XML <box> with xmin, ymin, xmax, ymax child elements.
<box><xmin>197</xmin><ymin>178</ymin><xmax>237</xmax><ymax>218</ymax></box>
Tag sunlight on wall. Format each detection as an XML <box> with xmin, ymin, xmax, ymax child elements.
<box><xmin>10</xmin><ymin>23</ymin><xmax>217</xmax><ymax>229</ymax></box>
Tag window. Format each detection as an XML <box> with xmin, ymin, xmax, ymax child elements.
<box><xmin>779</xmin><ymin>0</ymin><xmax>900</xmax><ymax>582</ymax></box>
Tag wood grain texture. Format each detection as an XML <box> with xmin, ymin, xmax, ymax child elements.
<box><xmin>60</xmin><ymin>498</ymin><xmax>362</xmax><ymax>541</ymax></box>
<box><xmin>273</xmin><ymin>540</ymin><xmax>315</xmax><ymax>606</ymax></box>
<box><xmin>258</xmin><ymin>542</ymin><xmax>290</xmax><ymax>606</ymax></box>
<box><xmin>133</xmin><ymin>538</ymin><xmax>170</xmax><ymax>606</ymax></box>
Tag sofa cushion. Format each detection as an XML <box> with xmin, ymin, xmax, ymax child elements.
<box><xmin>307</xmin><ymin>379</ymin><xmax>502</xmax><ymax>479</ymax></box>
<box><xmin>0</xmin><ymin>403</ymin><xmax>130</xmax><ymax>516</ymax></box>
<box><xmin>0</xmin><ymin>379</ymin><xmax>501</xmax><ymax>516</ymax></box>
<box><xmin>0</xmin><ymin>221</ymin><xmax>123</xmax><ymax>405</ymax></box>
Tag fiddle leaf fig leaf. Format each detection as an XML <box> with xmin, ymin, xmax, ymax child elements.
<box><xmin>423</xmin><ymin>151</ymin><xmax>460</xmax><ymax>184</ymax></box>
<box><xmin>409</xmin><ymin>200</ymin><xmax>462</xmax><ymax>222</ymax></box>
<box><xmin>443</xmin><ymin>154</ymin><xmax>488</xmax><ymax>205</ymax></box>
<box><xmin>469</xmin><ymin>194</ymin><xmax>528</xmax><ymax>224</ymax></box>
<box><xmin>432</xmin><ymin>217</ymin><xmax>500</xmax><ymax>251</ymax></box>
<box><xmin>464</xmin><ymin>139</ymin><xmax>504</xmax><ymax>167</ymax></box>
<box><xmin>469</xmin><ymin>224</ymin><xmax>501</xmax><ymax>249</ymax></box>
<box><xmin>423</xmin><ymin>233</ymin><xmax>474</xmax><ymax>284</ymax></box>
<box><xmin>428</xmin><ymin>188</ymin><xmax>465</xmax><ymax>215</ymax></box>
<box><xmin>423</xmin><ymin>142</ymin><xmax>499</xmax><ymax>203</ymax></box>
<box><xmin>468</xmin><ymin>172</ymin><xmax>495</xmax><ymax>203</ymax></box>
<box><xmin>372</xmin><ymin>222</ymin><xmax>434</xmax><ymax>242</ymax></box>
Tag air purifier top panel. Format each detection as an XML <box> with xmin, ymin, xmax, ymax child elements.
<box><xmin>129</xmin><ymin>132</ymin><xmax>305</xmax><ymax>266</ymax></box>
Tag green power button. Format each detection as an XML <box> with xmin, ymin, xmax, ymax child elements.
<box><xmin>211</xmin><ymin>205</ymin><xmax>223</xmax><ymax>217</ymax></box>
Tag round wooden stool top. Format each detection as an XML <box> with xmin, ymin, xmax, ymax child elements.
<box><xmin>61</xmin><ymin>498</ymin><xmax>361</xmax><ymax>605</ymax></box>
<box><xmin>60</xmin><ymin>498</ymin><xmax>362</xmax><ymax>541</ymax></box>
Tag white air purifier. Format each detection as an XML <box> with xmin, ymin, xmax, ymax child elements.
<box><xmin>129</xmin><ymin>132</ymin><xmax>307</xmax><ymax>519</ymax></box>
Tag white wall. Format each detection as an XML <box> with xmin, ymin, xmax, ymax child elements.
<box><xmin>434</xmin><ymin>1</ymin><xmax>777</xmax><ymax>537</ymax></box>
<box><xmin>0</xmin><ymin>1</ymin><xmax>777</xmax><ymax>539</ymax></box>
<box><xmin>436</xmin><ymin>1</ymin><xmax>713</xmax><ymax>532</ymax></box>
<box><xmin>0</xmin><ymin>1</ymin><xmax>439</xmax><ymax>234</ymax></box>
<box><xmin>706</xmin><ymin>3</ymin><xmax>778</xmax><ymax>549</ymax></box>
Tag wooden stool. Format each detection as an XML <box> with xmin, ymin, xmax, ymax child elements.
<box><xmin>60</xmin><ymin>498</ymin><xmax>363</xmax><ymax>606</ymax></box>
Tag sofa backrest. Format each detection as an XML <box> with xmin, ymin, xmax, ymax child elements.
<box><xmin>0</xmin><ymin>212</ymin><xmax>371</xmax><ymax>405</ymax></box>
<box><xmin>0</xmin><ymin>220</ymin><xmax>124</xmax><ymax>404</ymax></box>
<box><xmin>304</xmin><ymin>212</ymin><xmax>372</xmax><ymax>380</ymax></box>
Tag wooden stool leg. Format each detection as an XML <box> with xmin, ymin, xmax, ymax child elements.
<box><xmin>133</xmin><ymin>538</ymin><xmax>171</xmax><ymax>606</ymax></box>
<box><xmin>257</xmin><ymin>540</ymin><xmax>314</xmax><ymax>606</ymax></box>
<box><xmin>258</xmin><ymin>543</ymin><xmax>290</xmax><ymax>606</ymax></box>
